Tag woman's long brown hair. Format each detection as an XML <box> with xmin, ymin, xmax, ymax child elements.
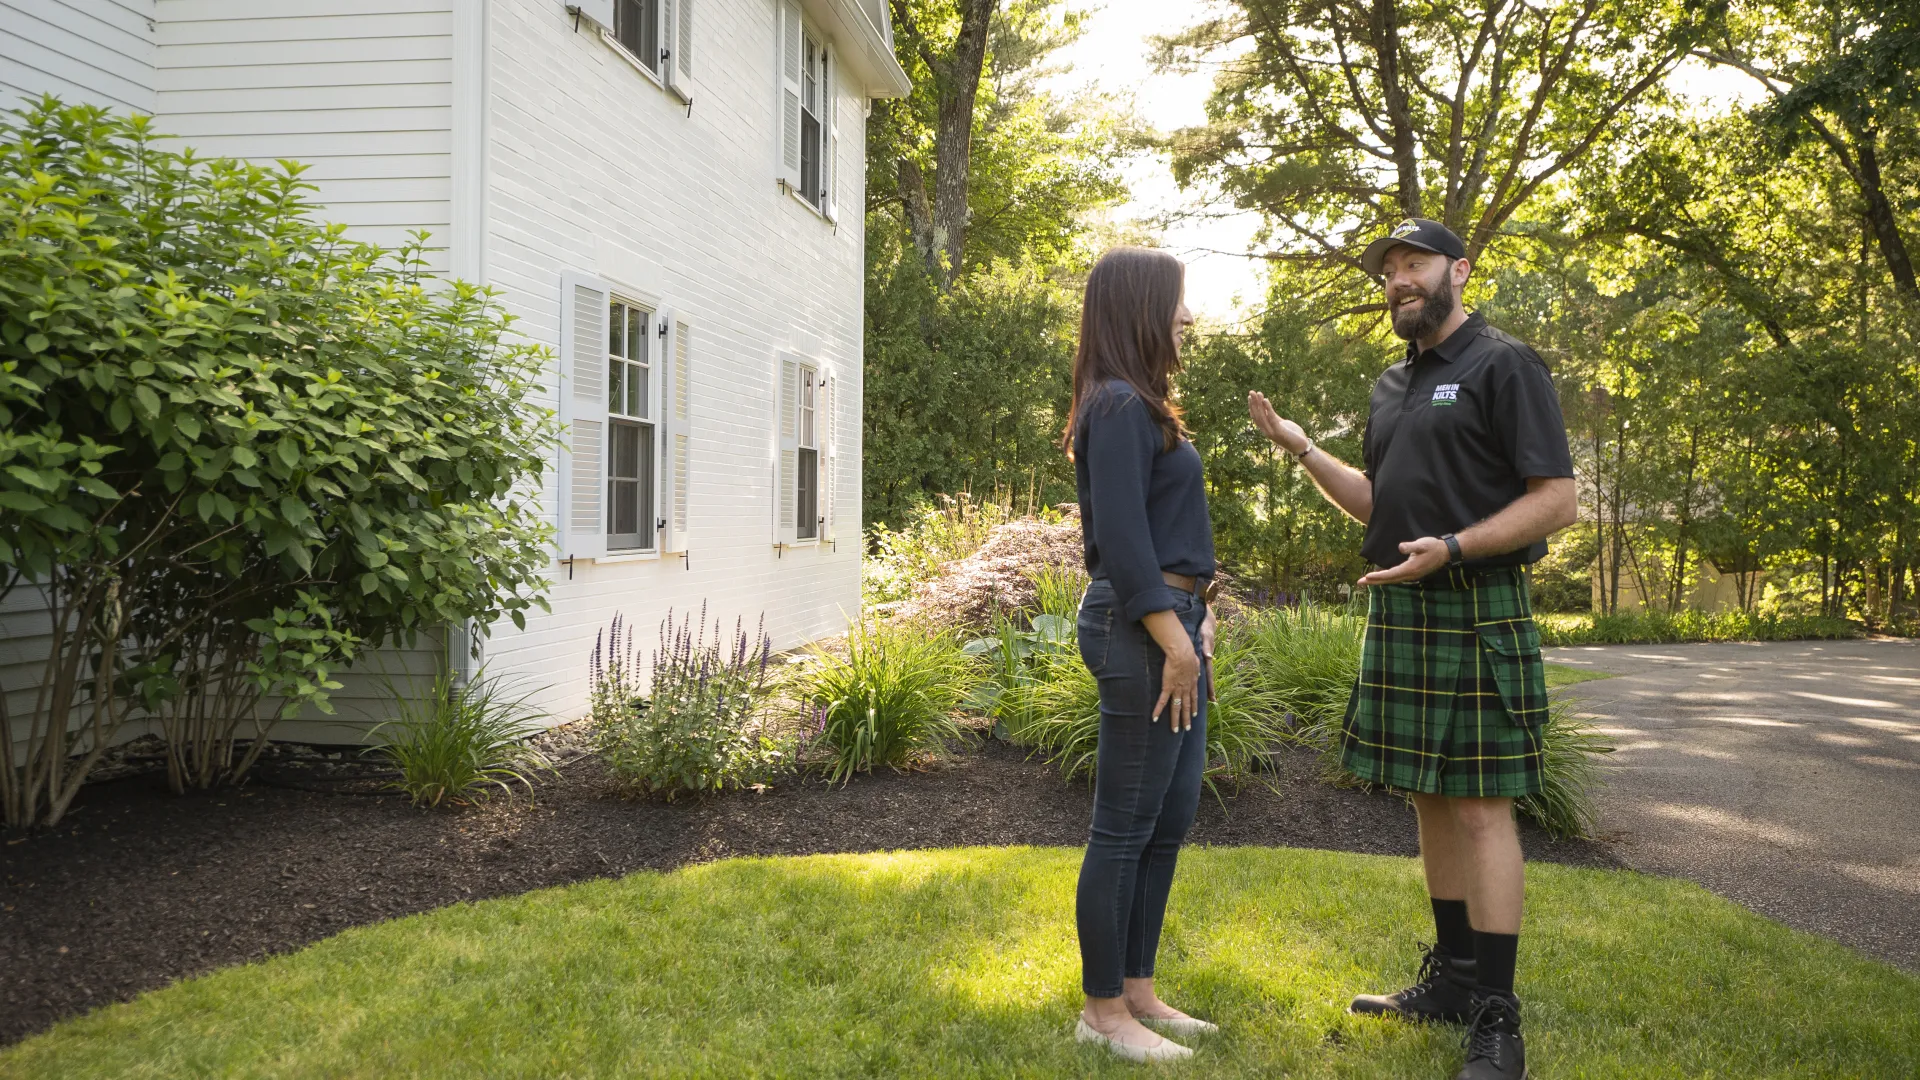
<box><xmin>1060</xmin><ymin>246</ymin><xmax>1188</xmax><ymax>456</ymax></box>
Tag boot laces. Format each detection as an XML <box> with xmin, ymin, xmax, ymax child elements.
<box><xmin>1463</xmin><ymin>995</ymin><xmax>1519</xmax><ymax>1063</ymax></box>
<box><xmin>1407</xmin><ymin>942</ymin><xmax>1447</xmax><ymax>996</ymax></box>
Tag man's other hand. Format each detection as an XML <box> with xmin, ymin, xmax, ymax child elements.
<box><xmin>1357</xmin><ymin>536</ymin><xmax>1449</xmax><ymax>586</ymax></box>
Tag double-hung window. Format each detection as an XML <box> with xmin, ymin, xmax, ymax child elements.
<box><xmin>799</xmin><ymin>32</ymin><xmax>825</xmax><ymax>208</ymax></box>
<box><xmin>775</xmin><ymin>354</ymin><xmax>834</xmax><ymax>546</ymax></box>
<box><xmin>606</xmin><ymin>299</ymin><xmax>656</xmax><ymax>552</ymax></box>
<box><xmin>777</xmin><ymin>1</ymin><xmax>836</xmax><ymax>219</ymax></box>
<box><xmin>557</xmin><ymin>272</ymin><xmax>694</xmax><ymax>562</ymax></box>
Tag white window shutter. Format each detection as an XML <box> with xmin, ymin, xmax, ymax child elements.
<box><xmin>664</xmin><ymin>0</ymin><xmax>695</xmax><ymax>103</ymax></box>
<box><xmin>660</xmin><ymin>309</ymin><xmax>693</xmax><ymax>553</ymax></box>
<box><xmin>558</xmin><ymin>271</ymin><xmax>611</xmax><ymax>562</ymax></box>
<box><xmin>820</xmin><ymin>369</ymin><xmax>837</xmax><ymax>543</ymax></box>
<box><xmin>777</xmin><ymin>0</ymin><xmax>803</xmax><ymax>191</ymax></box>
<box><xmin>823</xmin><ymin>45</ymin><xmax>839</xmax><ymax>222</ymax></box>
<box><xmin>567</xmin><ymin>0</ymin><xmax>614</xmax><ymax>31</ymax></box>
<box><xmin>775</xmin><ymin>353</ymin><xmax>800</xmax><ymax>545</ymax></box>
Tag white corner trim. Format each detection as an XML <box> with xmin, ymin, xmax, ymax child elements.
<box><xmin>451</xmin><ymin>0</ymin><xmax>490</xmax><ymax>284</ymax></box>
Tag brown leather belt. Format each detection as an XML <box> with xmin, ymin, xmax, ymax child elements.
<box><xmin>1163</xmin><ymin>570</ymin><xmax>1221</xmax><ymax>604</ymax></box>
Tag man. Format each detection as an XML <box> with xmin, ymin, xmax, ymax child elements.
<box><xmin>1248</xmin><ymin>218</ymin><xmax>1576</xmax><ymax>1080</ymax></box>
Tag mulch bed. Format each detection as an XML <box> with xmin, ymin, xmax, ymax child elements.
<box><xmin>0</xmin><ymin>740</ymin><xmax>1615</xmax><ymax>1047</ymax></box>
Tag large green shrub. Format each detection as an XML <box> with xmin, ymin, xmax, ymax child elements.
<box><xmin>0</xmin><ymin>100</ymin><xmax>556</xmax><ymax>826</ymax></box>
<box><xmin>589</xmin><ymin>611</ymin><xmax>791</xmax><ymax>801</ymax></box>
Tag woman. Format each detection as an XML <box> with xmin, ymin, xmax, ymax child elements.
<box><xmin>1064</xmin><ymin>247</ymin><xmax>1217</xmax><ymax>1063</ymax></box>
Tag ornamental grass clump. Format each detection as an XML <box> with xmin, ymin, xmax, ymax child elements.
<box><xmin>1226</xmin><ymin>604</ymin><xmax>1368</xmax><ymax>765</ymax></box>
<box><xmin>590</xmin><ymin>609</ymin><xmax>791</xmax><ymax>800</ymax></box>
<box><xmin>797</xmin><ymin>618</ymin><xmax>980</xmax><ymax>783</ymax></box>
<box><xmin>1516</xmin><ymin>694</ymin><xmax>1614</xmax><ymax>839</ymax></box>
<box><xmin>994</xmin><ymin>613</ymin><xmax>1290</xmax><ymax>793</ymax></box>
<box><xmin>370</xmin><ymin>671</ymin><xmax>551</xmax><ymax>808</ymax></box>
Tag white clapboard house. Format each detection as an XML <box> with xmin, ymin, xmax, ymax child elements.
<box><xmin>0</xmin><ymin>0</ymin><xmax>908</xmax><ymax>738</ymax></box>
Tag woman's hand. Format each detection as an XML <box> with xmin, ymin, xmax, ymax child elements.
<box><xmin>1142</xmin><ymin>610</ymin><xmax>1201</xmax><ymax>731</ymax></box>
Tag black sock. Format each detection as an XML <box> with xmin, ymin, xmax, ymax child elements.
<box><xmin>1431</xmin><ymin>897</ymin><xmax>1472</xmax><ymax>959</ymax></box>
<box><xmin>1473</xmin><ymin>930</ymin><xmax>1519</xmax><ymax>996</ymax></box>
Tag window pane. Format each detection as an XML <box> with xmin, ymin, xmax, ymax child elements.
<box><xmin>611</xmin><ymin>420</ymin><xmax>640</xmax><ymax>479</ymax></box>
<box><xmin>800</xmin><ymin>114</ymin><xmax>820</xmax><ymax>201</ymax></box>
<box><xmin>628</xmin><ymin>307</ymin><xmax>643</xmax><ymax>362</ymax></box>
<box><xmin>609</xmin><ymin>300</ymin><xmax>624</xmax><ymax>358</ymax></box>
<box><xmin>615</xmin><ymin>0</ymin><xmax>658</xmax><ymax>71</ymax></box>
<box><xmin>629</xmin><ymin>363</ymin><xmax>643</xmax><ymax>418</ymax></box>
<box><xmin>609</xmin><ymin>360</ymin><xmax>625</xmax><ymax>414</ymax></box>
<box><xmin>796</xmin><ymin>447</ymin><xmax>818</xmax><ymax>540</ymax></box>
<box><xmin>608</xmin><ymin>420</ymin><xmax>653</xmax><ymax>550</ymax></box>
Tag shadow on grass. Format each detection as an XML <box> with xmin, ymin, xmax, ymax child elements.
<box><xmin>3</xmin><ymin>847</ymin><xmax>1915</xmax><ymax>1079</ymax></box>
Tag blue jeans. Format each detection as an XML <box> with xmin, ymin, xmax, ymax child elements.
<box><xmin>1074</xmin><ymin>578</ymin><xmax>1210</xmax><ymax>998</ymax></box>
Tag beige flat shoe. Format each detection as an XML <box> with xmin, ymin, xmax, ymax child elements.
<box><xmin>1075</xmin><ymin>1017</ymin><xmax>1194</xmax><ymax>1063</ymax></box>
<box><xmin>1139</xmin><ymin>1014</ymin><xmax>1220</xmax><ymax>1037</ymax></box>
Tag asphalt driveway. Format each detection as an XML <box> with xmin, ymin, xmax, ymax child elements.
<box><xmin>1547</xmin><ymin>639</ymin><xmax>1920</xmax><ymax>972</ymax></box>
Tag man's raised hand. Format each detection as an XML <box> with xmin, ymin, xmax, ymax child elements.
<box><xmin>1248</xmin><ymin>391</ymin><xmax>1309</xmax><ymax>455</ymax></box>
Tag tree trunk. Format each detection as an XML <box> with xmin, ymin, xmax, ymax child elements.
<box><xmin>930</xmin><ymin>0</ymin><xmax>995</xmax><ymax>286</ymax></box>
<box><xmin>1849</xmin><ymin>124</ymin><xmax>1919</xmax><ymax>302</ymax></box>
<box><xmin>1369</xmin><ymin>0</ymin><xmax>1423</xmax><ymax>218</ymax></box>
<box><xmin>898</xmin><ymin>158</ymin><xmax>939</xmax><ymax>279</ymax></box>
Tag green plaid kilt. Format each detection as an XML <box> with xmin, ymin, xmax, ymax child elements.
<box><xmin>1340</xmin><ymin>565</ymin><xmax>1549</xmax><ymax>797</ymax></box>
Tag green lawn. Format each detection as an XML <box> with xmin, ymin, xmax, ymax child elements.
<box><xmin>5</xmin><ymin>847</ymin><xmax>1913</xmax><ymax>1079</ymax></box>
<box><xmin>1544</xmin><ymin>661</ymin><xmax>1616</xmax><ymax>690</ymax></box>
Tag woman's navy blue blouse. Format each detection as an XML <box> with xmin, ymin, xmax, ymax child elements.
<box><xmin>1072</xmin><ymin>380</ymin><xmax>1216</xmax><ymax>623</ymax></box>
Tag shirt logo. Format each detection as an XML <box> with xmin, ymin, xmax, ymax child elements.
<box><xmin>1431</xmin><ymin>383</ymin><xmax>1459</xmax><ymax>406</ymax></box>
<box><xmin>1391</xmin><ymin>219</ymin><xmax>1419</xmax><ymax>239</ymax></box>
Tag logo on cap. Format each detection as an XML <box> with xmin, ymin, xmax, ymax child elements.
<box><xmin>1390</xmin><ymin>219</ymin><xmax>1419</xmax><ymax>239</ymax></box>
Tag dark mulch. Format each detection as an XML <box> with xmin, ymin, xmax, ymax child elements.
<box><xmin>0</xmin><ymin>740</ymin><xmax>1616</xmax><ymax>1047</ymax></box>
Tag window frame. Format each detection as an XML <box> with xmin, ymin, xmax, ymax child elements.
<box><xmin>605</xmin><ymin>296</ymin><xmax>661</xmax><ymax>554</ymax></box>
<box><xmin>795</xmin><ymin>364</ymin><xmax>819</xmax><ymax>541</ymax></box>
<box><xmin>783</xmin><ymin>14</ymin><xmax>834</xmax><ymax>219</ymax></box>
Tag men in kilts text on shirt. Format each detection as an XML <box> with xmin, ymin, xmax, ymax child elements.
<box><xmin>1248</xmin><ymin>218</ymin><xmax>1577</xmax><ymax>1080</ymax></box>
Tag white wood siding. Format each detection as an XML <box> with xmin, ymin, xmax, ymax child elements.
<box><xmin>479</xmin><ymin>0</ymin><xmax>866</xmax><ymax>724</ymax></box>
<box><xmin>0</xmin><ymin>0</ymin><xmax>156</xmax><ymax>115</ymax></box>
<box><xmin>153</xmin><ymin>0</ymin><xmax>456</xmax><ymax>261</ymax></box>
<box><xmin>2</xmin><ymin>581</ymin><xmax>446</xmax><ymax>754</ymax></box>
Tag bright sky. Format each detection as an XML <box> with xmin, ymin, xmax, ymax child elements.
<box><xmin>1043</xmin><ymin>1</ymin><xmax>1767</xmax><ymax>323</ymax></box>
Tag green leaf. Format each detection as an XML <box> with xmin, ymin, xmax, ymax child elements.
<box><xmin>4</xmin><ymin>465</ymin><xmax>57</xmax><ymax>492</ymax></box>
<box><xmin>134</xmin><ymin>384</ymin><xmax>162</xmax><ymax>419</ymax></box>
<box><xmin>0</xmin><ymin>491</ymin><xmax>50</xmax><ymax>513</ymax></box>
<box><xmin>24</xmin><ymin>333</ymin><xmax>48</xmax><ymax>353</ymax></box>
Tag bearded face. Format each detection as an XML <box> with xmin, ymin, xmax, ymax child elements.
<box><xmin>1385</xmin><ymin>254</ymin><xmax>1458</xmax><ymax>343</ymax></box>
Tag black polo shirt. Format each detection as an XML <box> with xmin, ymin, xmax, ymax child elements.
<box><xmin>1360</xmin><ymin>312</ymin><xmax>1574</xmax><ymax>570</ymax></box>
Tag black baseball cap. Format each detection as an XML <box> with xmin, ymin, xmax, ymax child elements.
<box><xmin>1361</xmin><ymin>218</ymin><xmax>1467</xmax><ymax>274</ymax></box>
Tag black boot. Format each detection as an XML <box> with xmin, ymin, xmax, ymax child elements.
<box><xmin>1454</xmin><ymin>991</ymin><xmax>1527</xmax><ymax>1080</ymax></box>
<box><xmin>1348</xmin><ymin>943</ymin><xmax>1477</xmax><ymax>1025</ymax></box>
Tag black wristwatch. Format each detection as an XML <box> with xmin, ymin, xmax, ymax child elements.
<box><xmin>1441</xmin><ymin>533</ymin><xmax>1464</xmax><ymax>567</ymax></box>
